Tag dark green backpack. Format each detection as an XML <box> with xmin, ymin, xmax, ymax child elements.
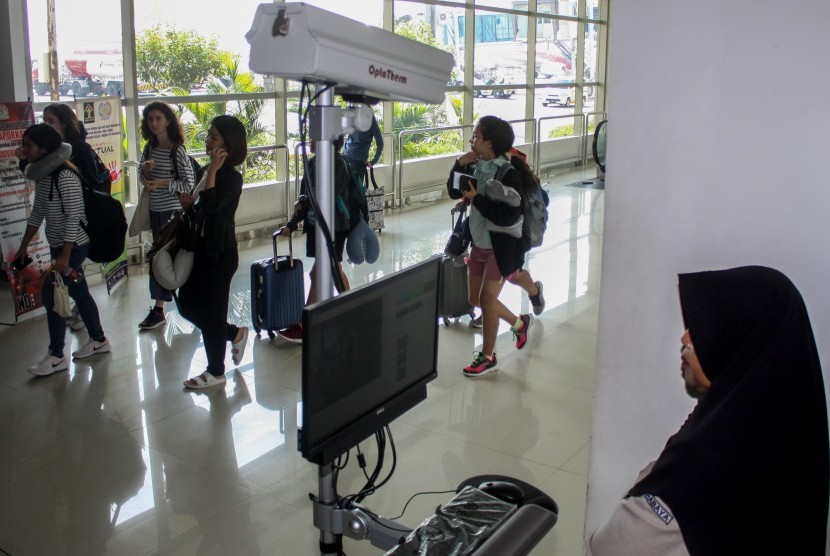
<box><xmin>335</xmin><ymin>156</ymin><xmax>368</xmax><ymax>232</ymax></box>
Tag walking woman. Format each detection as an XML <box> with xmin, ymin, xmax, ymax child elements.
<box><xmin>42</xmin><ymin>103</ymin><xmax>105</xmax><ymax>331</ymax></box>
<box><xmin>42</xmin><ymin>103</ymin><xmax>102</xmax><ymax>192</ymax></box>
<box><xmin>137</xmin><ymin>101</ymin><xmax>195</xmax><ymax>330</ymax></box>
<box><xmin>446</xmin><ymin>116</ymin><xmax>545</xmax><ymax>377</ymax></box>
<box><xmin>14</xmin><ymin>124</ymin><xmax>110</xmax><ymax>376</ymax></box>
<box><xmin>179</xmin><ymin>115</ymin><xmax>248</xmax><ymax>389</ymax></box>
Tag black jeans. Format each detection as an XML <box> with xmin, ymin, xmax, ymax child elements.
<box><xmin>176</xmin><ymin>243</ymin><xmax>239</xmax><ymax>376</ymax></box>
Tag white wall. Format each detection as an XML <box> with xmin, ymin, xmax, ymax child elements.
<box><xmin>587</xmin><ymin>0</ymin><xmax>830</xmax><ymax>542</ymax></box>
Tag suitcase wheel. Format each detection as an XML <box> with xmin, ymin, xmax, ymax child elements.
<box><xmin>267</xmin><ymin>330</ymin><xmax>276</xmax><ymax>340</ymax></box>
<box><xmin>254</xmin><ymin>326</ymin><xmax>261</xmax><ymax>335</ymax></box>
<box><xmin>443</xmin><ymin>317</ymin><xmax>451</xmax><ymax>327</ymax></box>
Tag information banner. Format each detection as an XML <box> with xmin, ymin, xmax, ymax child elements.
<box><xmin>78</xmin><ymin>96</ymin><xmax>128</xmax><ymax>293</ymax></box>
<box><xmin>0</xmin><ymin>101</ymin><xmax>50</xmax><ymax>318</ymax></box>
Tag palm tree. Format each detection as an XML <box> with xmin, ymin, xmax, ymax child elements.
<box><xmin>180</xmin><ymin>51</ymin><xmax>270</xmax><ymax>152</ymax></box>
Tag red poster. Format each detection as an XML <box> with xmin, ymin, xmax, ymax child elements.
<box><xmin>0</xmin><ymin>101</ymin><xmax>49</xmax><ymax>318</ymax></box>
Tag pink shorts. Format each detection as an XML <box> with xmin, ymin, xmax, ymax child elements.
<box><xmin>466</xmin><ymin>244</ymin><xmax>520</xmax><ymax>282</ymax></box>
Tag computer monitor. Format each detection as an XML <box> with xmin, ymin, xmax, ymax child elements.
<box><xmin>300</xmin><ymin>256</ymin><xmax>441</xmax><ymax>466</ymax></box>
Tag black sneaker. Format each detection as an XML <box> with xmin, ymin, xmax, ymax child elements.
<box><xmin>529</xmin><ymin>281</ymin><xmax>545</xmax><ymax>316</ymax></box>
<box><xmin>138</xmin><ymin>308</ymin><xmax>166</xmax><ymax>330</ymax></box>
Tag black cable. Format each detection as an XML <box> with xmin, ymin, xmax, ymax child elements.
<box><xmin>297</xmin><ymin>80</ymin><xmax>346</xmax><ymax>293</ymax></box>
<box><xmin>385</xmin><ymin>489</ymin><xmax>459</xmax><ymax>521</ymax></box>
<box><xmin>362</xmin><ymin>426</ymin><xmax>397</xmax><ymax>496</ymax></box>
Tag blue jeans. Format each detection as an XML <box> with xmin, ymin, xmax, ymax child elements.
<box><xmin>149</xmin><ymin>209</ymin><xmax>176</xmax><ymax>303</ymax></box>
<box><xmin>42</xmin><ymin>243</ymin><xmax>104</xmax><ymax>356</ymax></box>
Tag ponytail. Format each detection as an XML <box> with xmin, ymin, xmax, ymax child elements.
<box><xmin>509</xmin><ymin>155</ymin><xmax>540</xmax><ymax>199</ymax></box>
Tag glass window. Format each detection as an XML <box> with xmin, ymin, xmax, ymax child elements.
<box><xmin>27</xmin><ymin>0</ymin><xmax>124</xmax><ymax>99</ymax></box>
<box><xmin>395</xmin><ymin>94</ymin><xmax>467</xmax><ymax>161</ymax></box>
<box><xmin>167</xmin><ymin>97</ymin><xmax>279</xmax><ymax>185</ymax></box>
<box><xmin>305</xmin><ymin>0</ymin><xmax>383</xmax><ymax>26</ymax></box>
<box><xmin>134</xmin><ymin>0</ymin><xmax>268</xmax><ymax>96</ymax></box>
<box><xmin>474</xmin><ymin>0</ymin><xmax>519</xmax><ymax>10</ymax></box>
<box><xmin>586</xmin><ymin>0</ymin><xmax>601</xmax><ymax>20</ymax></box>
<box><xmin>535</xmin><ymin>17</ymin><xmax>578</xmax><ymax>83</ymax></box>
<box><xmin>512</xmin><ymin>0</ymin><xmax>576</xmax><ymax>18</ymax></box>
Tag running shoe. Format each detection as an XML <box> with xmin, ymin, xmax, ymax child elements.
<box><xmin>511</xmin><ymin>314</ymin><xmax>532</xmax><ymax>349</ymax></box>
<box><xmin>463</xmin><ymin>352</ymin><xmax>498</xmax><ymax>377</ymax></box>
<box><xmin>529</xmin><ymin>281</ymin><xmax>545</xmax><ymax>316</ymax></box>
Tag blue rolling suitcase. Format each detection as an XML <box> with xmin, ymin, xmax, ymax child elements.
<box><xmin>250</xmin><ymin>232</ymin><xmax>305</xmax><ymax>339</ymax></box>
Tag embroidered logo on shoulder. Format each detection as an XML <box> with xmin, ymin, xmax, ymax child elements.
<box><xmin>643</xmin><ymin>493</ymin><xmax>674</xmax><ymax>525</ymax></box>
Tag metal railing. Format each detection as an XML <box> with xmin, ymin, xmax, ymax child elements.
<box><xmin>396</xmin><ymin>123</ymin><xmax>474</xmax><ymax>206</ymax></box>
<box><xmin>535</xmin><ymin>114</ymin><xmax>588</xmax><ymax>174</ymax></box>
<box><xmin>580</xmin><ymin>111</ymin><xmax>607</xmax><ymax>166</ymax></box>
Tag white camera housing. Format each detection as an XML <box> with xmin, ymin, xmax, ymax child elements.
<box><xmin>246</xmin><ymin>3</ymin><xmax>454</xmax><ymax>104</ymax></box>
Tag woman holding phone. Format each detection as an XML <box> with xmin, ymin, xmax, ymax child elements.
<box><xmin>445</xmin><ymin>116</ymin><xmax>545</xmax><ymax>378</ymax></box>
<box><xmin>177</xmin><ymin>116</ymin><xmax>249</xmax><ymax>389</ymax></box>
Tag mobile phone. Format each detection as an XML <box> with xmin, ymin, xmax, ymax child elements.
<box><xmin>9</xmin><ymin>255</ymin><xmax>33</xmax><ymax>271</ymax></box>
<box><xmin>460</xmin><ymin>175</ymin><xmax>477</xmax><ymax>192</ymax></box>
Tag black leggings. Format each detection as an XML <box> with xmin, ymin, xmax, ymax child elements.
<box><xmin>176</xmin><ymin>245</ymin><xmax>239</xmax><ymax>376</ymax></box>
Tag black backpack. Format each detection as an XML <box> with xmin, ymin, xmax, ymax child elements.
<box><xmin>51</xmin><ymin>165</ymin><xmax>127</xmax><ymax>263</ymax></box>
<box><xmin>336</xmin><ymin>156</ymin><xmax>368</xmax><ymax>231</ymax></box>
<box><xmin>90</xmin><ymin>148</ymin><xmax>113</xmax><ymax>194</ymax></box>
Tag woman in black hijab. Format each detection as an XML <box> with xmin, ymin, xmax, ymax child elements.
<box><xmin>589</xmin><ymin>266</ymin><xmax>829</xmax><ymax>555</ymax></box>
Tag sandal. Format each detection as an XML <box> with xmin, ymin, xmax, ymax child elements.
<box><xmin>183</xmin><ymin>372</ymin><xmax>227</xmax><ymax>389</ymax></box>
<box><xmin>231</xmin><ymin>326</ymin><xmax>249</xmax><ymax>366</ymax></box>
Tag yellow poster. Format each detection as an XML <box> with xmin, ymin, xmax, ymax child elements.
<box><xmin>77</xmin><ymin>96</ymin><xmax>128</xmax><ymax>293</ymax></box>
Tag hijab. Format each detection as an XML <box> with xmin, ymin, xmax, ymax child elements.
<box><xmin>628</xmin><ymin>266</ymin><xmax>829</xmax><ymax>555</ymax></box>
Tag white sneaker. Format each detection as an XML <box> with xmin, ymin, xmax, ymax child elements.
<box><xmin>72</xmin><ymin>337</ymin><xmax>111</xmax><ymax>359</ymax></box>
<box><xmin>28</xmin><ymin>353</ymin><xmax>68</xmax><ymax>376</ymax></box>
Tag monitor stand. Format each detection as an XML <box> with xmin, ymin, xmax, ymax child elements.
<box><xmin>310</xmin><ymin>465</ymin><xmax>558</xmax><ymax>555</ymax></box>
<box><xmin>312</xmin><ymin>462</ymin><xmax>411</xmax><ymax>554</ymax></box>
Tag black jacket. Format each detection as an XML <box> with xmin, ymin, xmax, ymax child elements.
<box><xmin>195</xmin><ymin>166</ymin><xmax>242</xmax><ymax>256</ymax></box>
<box><xmin>446</xmin><ymin>160</ymin><xmax>528</xmax><ymax>277</ymax></box>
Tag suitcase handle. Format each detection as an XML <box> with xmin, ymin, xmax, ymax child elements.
<box><xmin>272</xmin><ymin>230</ymin><xmax>295</xmax><ymax>268</ymax></box>
<box><xmin>450</xmin><ymin>205</ymin><xmax>467</xmax><ymax>228</ymax></box>
<box><xmin>368</xmin><ymin>166</ymin><xmax>380</xmax><ymax>191</ymax></box>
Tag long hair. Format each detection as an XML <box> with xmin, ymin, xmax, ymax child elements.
<box><xmin>210</xmin><ymin>115</ymin><xmax>248</xmax><ymax>167</ymax></box>
<box><xmin>508</xmin><ymin>150</ymin><xmax>540</xmax><ymax>199</ymax></box>
<box><xmin>477</xmin><ymin>116</ymin><xmax>540</xmax><ymax>198</ymax></box>
<box><xmin>43</xmin><ymin>103</ymin><xmax>86</xmax><ymax>144</ymax></box>
<box><xmin>140</xmin><ymin>101</ymin><xmax>185</xmax><ymax>147</ymax></box>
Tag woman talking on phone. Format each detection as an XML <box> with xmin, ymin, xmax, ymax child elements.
<box><xmin>177</xmin><ymin>115</ymin><xmax>249</xmax><ymax>389</ymax></box>
<box><xmin>446</xmin><ymin>116</ymin><xmax>545</xmax><ymax>378</ymax></box>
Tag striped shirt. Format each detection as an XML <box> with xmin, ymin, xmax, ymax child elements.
<box><xmin>27</xmin><ymin>168</ymin><xmax>89</xmax><ymax>248</ymax></box>
<box><xmin>140</xmin><ymin>144</ymin><xmax>194</xmax><ymax>212</ymax></box>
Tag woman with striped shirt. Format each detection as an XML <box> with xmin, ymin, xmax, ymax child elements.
<box><xmin>137</xmin><ymin>101</ymin><xmax>195</xmax><ymax>330</ymax></box>
<box><xmin>14</xmin><ymin>124</ymin><xmax>110</xmax><ymax>376</ymax></box>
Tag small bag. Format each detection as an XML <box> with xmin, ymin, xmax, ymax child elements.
<box><xmin>365</xmin><ymin>167</ymin><xmax>386</xmax><ymax>231</ymax></box>
<box><xmin>149</xmin><ymin>206</ymin><xmax>201</xmax><ymax>260</ymax></box>
<box><xmin>151</xmin><ymin>240</ymin><xmax>195</xmax><ymax>290</ymax></box>
<box><xmin>444</xmin><ymin>206</ymin><xmax>470</xmax><ymax>259</ymax></box>
<box><xmin>52</xmin><ymin>272</ymin><xmax>74</xmax><ymax>318</ymax></box>
<box><xmin>128</xmin><ymin>186</ymin><xmax>151</xmax><ymax>237</ymax></box>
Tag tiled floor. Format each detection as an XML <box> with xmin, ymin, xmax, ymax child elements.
<box><xmin>0</xmin><ymin>171</ymin><xmax>603</xmax><ymax>556</ymax></box>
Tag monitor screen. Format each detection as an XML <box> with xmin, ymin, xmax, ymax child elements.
<box><xmin>300</xmin><ymin>256</ymin><xmax>441</xmax><ymax>465</ymax></box>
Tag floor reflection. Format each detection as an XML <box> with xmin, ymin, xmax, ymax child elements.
<box><xmin>0</xmin><ymin>174</ymin><xmax>602</xmax><ymax>555</ymax></box>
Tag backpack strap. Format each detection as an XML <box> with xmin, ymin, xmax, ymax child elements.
<box><xmin>49</xmin><ymin>164</ymin><xmax>84</xmax><ymax>215</ymax></box>
<box><xmin>495</xmin><ymin>162</ymin><xmax>513</xmax><ymax>182</ymax></box>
